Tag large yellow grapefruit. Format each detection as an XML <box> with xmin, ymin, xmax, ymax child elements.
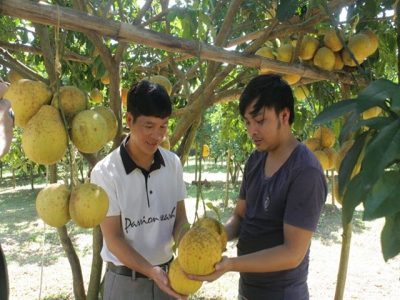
<box><xmin>70</xmin><ymin>110</ymin><xmax>108</xmax><ymax>153</ymax></box>
<box><xmin>36</xmin><ymin>184</ymin><xmax>71</xmax><ymax>227</ymax></box>
<box><xmin>3</xmin><ymin>79</ymin><xmax>52</xmax><ymax>128</ymax></box>
<box><xmin>178</xmin><ymin>226</ymin><xmax>222</xmax><ymax>275</ymax></box>
<box><xmin>22</xmin><ymin>105</ymin><xmax>68</xmax><ymax>165</ymax></box>
<box><xmin>69</xmin><ymin>183</ymin><xmax>109</xmax><ymax>228</ymax></box>
<box><xmin>52</xmin><ymin>86</ymin><xmax>87</xmax><ymax>126</ymax></box>
<box><xmin>168</xmin><ymin>259</ymin><xmax>203</xmax><ymax>295</ymax></box>
<box><xmin>91</xmin><ymin>106</ymin><xmax>118</xmax><ymax>143</ymax></box>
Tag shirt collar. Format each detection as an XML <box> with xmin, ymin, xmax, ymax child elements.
<box><xmin>120</xmin><ymin>135</ymin><xmax>165</xmax><ymax>174</ymax></box>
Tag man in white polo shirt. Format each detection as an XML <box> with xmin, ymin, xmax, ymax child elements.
<box><xmin>91</xmin><ymin>80</ymin><xmax>189</xmax><ymax>300</ymax></box>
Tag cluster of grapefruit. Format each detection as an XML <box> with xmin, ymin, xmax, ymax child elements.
<box><xmin>256</xmin><ymin>27</ymin><xmax>378</xmax><ymax>87</ymax></box>
<box><xmin>3</xmin><ymin>73</ymin><xmax>116</xmax><ymax>228</ymax></box>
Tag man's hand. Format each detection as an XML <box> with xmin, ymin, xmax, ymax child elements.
<box><xmin>0</xmin><ymin>99</ymin><xmax>14</xmax><ymax>158</ymax></box>
<box><xmin>186</xmin><ymin>256</ymin><xmax>230</xmax><ymax>283</ymax></box>
<box><xmin>150</xmin><ymin>266</ymin><xmax>189</xmax><ymax>300</ymax></box>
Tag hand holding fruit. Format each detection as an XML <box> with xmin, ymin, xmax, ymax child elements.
<box><xmin>186</xmin><ymin>256</ymin><xmax>230</xmax><ymax>283</ymax></box>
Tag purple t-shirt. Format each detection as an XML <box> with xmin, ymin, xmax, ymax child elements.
<box><xmin>237</xmin><ymin>142</ymin><xmax>327</xmax><ymax>299</ymax></box>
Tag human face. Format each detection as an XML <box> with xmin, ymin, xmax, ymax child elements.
<box><xmin>126</xmin><ymin>113</ymin><xmax>169</xmax><ymax>155</ymax></box>
<box><xmin>243</xmin><ymin>102</ymin><xmax>282</xmax><ymax>153</ymax></box>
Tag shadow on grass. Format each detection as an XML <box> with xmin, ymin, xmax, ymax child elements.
<box><xmin>314</xmin><ymin>204</ymin><xmax>367</xmax><ymax>245</ymax></box>
<box><xmin>0</xmin><ymin>174</ymin><xmax>93</xmax><ymax>268</ymax></box>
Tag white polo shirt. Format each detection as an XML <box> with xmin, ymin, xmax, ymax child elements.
<box><xmin>90</xmin><ymin>138</ymin><xmax>186</xmax><ymax>266</ymax></box>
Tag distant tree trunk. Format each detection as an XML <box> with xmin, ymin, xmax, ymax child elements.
<box><xmin>58</xmin><ymin>226</ymin><xmax>86</xmax><ymax>300</ymax></box>
<box><xmin>30</xmin><ymin>164</ymin><xmax>34</xmax><ymax>190</ymax></box>
<box><xmin>12</xmin><ymin>169</ymin><xmax>15</xmax><ymax>189</ymax></box>
<box><xmin>224</xmin><ymin>152</ymin><xmax>230</xmax><ymax>207</ymax></box>
<box><xmin>86</xmin><ymin>226</ymin><xmax>103</xmax><ymax>300</ymax></box>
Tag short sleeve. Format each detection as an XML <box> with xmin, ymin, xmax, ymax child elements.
<box><xmin>284</xmin><ymin>166</ymin><xmax>327</xmax><ymax>232</ymax></box>
<box><xmin>91</xmin><ymin>166</ymin><xmax>121</xmax><ymax>216</ymax></box>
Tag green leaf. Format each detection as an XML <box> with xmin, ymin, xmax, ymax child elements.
<box><xmin>392</xmin><ymin>91</ymin><xmax>400</xmax><ymax>111</ymax></box>
<box><xmin>352</xmin><ymin>116</ymin><xmax>392</xmax><ymax>132</ymax></box>
<box><xmin>312</xmin><ymin>99</ymin><xmax>357</xmax><ymax>126</ymax></box>
<box><xmin>166</xmin><ymin>12</ymin><xmax>177</xmax><ymax>22</ymax></box>
<box><xmin>342</xmin><ymin>117</ymin><xmax>400</xmax><ymax>226</ymax></box>
<box><xmin>338</xmin><ymin>131</ymin><xmax>370</xmax><ymax>196</ymax></box>
<box><xmin>364</xmin><ymin>171</ymin><xmax>400</xmax><ymax>220</ymax></box>
<box><xmin>355</xmin><ymin>79</ymin><xmax>398</xmax><ymax>114</ymax></box>
<box><xmin>276</xmin><ymin>0</ymin><xmax>298</xmax><ymax>22</ymax></box>
<box><xmin>338</xmin><ymin>111</ymin><xmax>358</xmax><ymax>146</ymax></box>
<box><xmin>381</xmin><ymin>212</ymin><xmax>400</xmax><ymax>262</ymax></box>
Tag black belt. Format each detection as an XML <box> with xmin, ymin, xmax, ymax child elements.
<box><xmin>107</xmin><ymin>258</ymin><xmax>172</xmax><ymax>279</ymax></box>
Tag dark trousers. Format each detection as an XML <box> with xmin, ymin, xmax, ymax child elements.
<box><xmin>0</xmin><ymin>243</ymin><xmax>9</xmax><ymax>300</ymax></box>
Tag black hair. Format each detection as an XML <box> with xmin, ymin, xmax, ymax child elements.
<box><xmin>238</xmin><ymin>74</ymin><xmax>295</xmax><ymax>124</ymax></box>
<box><xmin>127</xmin><ymin>80</ymin><xmax>172</xmax><ymax>121</ymax></box>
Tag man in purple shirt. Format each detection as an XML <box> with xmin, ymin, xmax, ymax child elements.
<box><xmin>189</xmin><ymin>74</ymin><xmax>327</xmax><ymax>299</ymax></box>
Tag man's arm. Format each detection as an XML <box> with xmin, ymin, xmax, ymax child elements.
<box><xmin>0</xmin><ymin>99</ymin><xmax>13</xmax><ymax>159</ymax></box>
<box><xmin>100</xmin><ymin>215</ymin><xmax>188</xmax><ymax>299</ymax></box>
<box><xmin>188</xmin><ymin>222</ymin><xmax>313</xmax><ymax>282</ymax></box>
<box><xmin>224</xmin><ymin>198</ymin><xmax>245</xmax><ymax>241</ymax></box>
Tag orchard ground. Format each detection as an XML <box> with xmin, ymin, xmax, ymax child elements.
<box><xmin>0</xmin><ymin>157</ymin><xmax>399</xmax><ymax>300</ymax></box>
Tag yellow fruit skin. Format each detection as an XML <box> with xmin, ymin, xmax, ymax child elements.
<box><xmin>52</xmin><ymin>86</ymin><xmax>87</xmax><ymax>126</ymax></box>
<box><xmin>313</xmin><ymin>150</ymin><xmax>330</xmax><ymax>171</ymax></box>
<box><xmin>36</xmin><ymin>184</ymin><xmax>71</xmax><ymax>227</ymax></box>
<box><xmin>90</xmin><ymin>88</ymin><xmax>103</xmax><ymax>104</ymax></box>
<box><xmin>282</xmin><ymin>74</ymin><xmax>301</xmax><ymax>85</ymax></box>
<box><xmin>69</xmin><ymin>183</ymin><xmax>109</xmax><ymax>228</ymax></box>
<box><xmin>71</xmin><ymin>110</ymin><xmax>108</xmax><ymax>153</ymax></box>
<box><xmin>333</xmin><ymin>182</ymin><xmax>343</xmax><ymax>205</ymax></box>
<box><xmin>148</xmin><ymin>75</ymin><xmax>172</xmax><ymax>95</ymax></box>
<box><xmin>178</xmin><ymin>226</ymin><xmax>222</xmax><ymax>275</ymax></box>
<box><xmin>91</xmin><ymin>106</ymin><xmax>118</xmax><ymax>143</ymax></box>
<box><xmin>304</xmin><ymin>138</ymin><xmax>322</xmax><ymax>152</ymax></box>
<box><xmin>4</xmin><ymin>79</ymin><xmax>52</xmax><ymax>128</ymax></box>
<box><xmin>8</xmin><ymin>70</ymin><xmax>24</xmax><ymax>83</ymax></box>
<box><xmin>348</xmin><ymin>34</ymin><xmax>371</xmax><ymax>61</ymax></box>
<box><xmin>362</xmin><ymin>106</ymin><xmax>382</xmax><ymax>119</ymax></box>
<box><xmin>314</xmin><ymin>126</ymin><xmax>335</xmax><ymax>148</ymax></box>
<box><xmin>341</xmin><ymin>49</ymin><xmax>358</xmax><ymax>67</ymax></box>
<box><xmin>299</xmin><ymin>35</ymin><xmax>319</xmax><ymax>60</ymax></box>
<box><xmin>313</xmin><ymin>47</ymin><xmax>335</xmax><ymax>71</ymax></box>
<box><xmin>360</xmin><ymin>28</ymin><xmax>378</xmax><ymax>56</ymax></box>
<box><xmin>193</xmin><ymin>217</ymin><xmax>228</xmax><ymax>252</ymax></box>
<box><xmin>293</xmin><ymin>85</ymin><xmax>310</xmax><ymax>100</ymax></box>
<box><xmin>322</xmin><ymin>147</ymin><xmax>336</xmax><ymax>170</ymax></box>
<box><xmin>22</xmin><ymin>105</ymin><xmax>68</xmax><ymax>165</ymax></box>
<box><xmin>255</xmin><ymin>47</ymin><xmax>276</xmax><ymax>60</ymax></box>
<box><xmin>324</xmin><ymin>28</ymin><xmax>345</xmax><ymax>52</ymax></box>
<box><xmin>276</xmin><ymin>44</ymin><xmax>295</xmax><ymax>63</ymax></box>
<box><xmin>121</xmin><ymin>88</ymin><xmax>129</xmax><ymax>107</ymax></box>
<box><xmin>169</xmin><ymin>259</ymin><xmax>202</xmax><ymax>295</ymax></box>
<box><xmin>332</xmin><ymin>51</ymin><xmax>344</xmax><ymax>70</ymax></box>
<box><xmin>101</xmin><ymin>74</ymin><xmax>110</xmax><ymax>85</ymax></box>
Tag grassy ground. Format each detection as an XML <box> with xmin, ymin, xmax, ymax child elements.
<box><xmin>0</xmin><ymin>158</ymin><xmax>399</xmax><ymax>299</ymax></box>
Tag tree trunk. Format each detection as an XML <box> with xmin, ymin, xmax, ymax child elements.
<box><xmin>86</xmin><ymin>226</ymin><xmax>103</xmax><ymax>300</ymax></box>
<box><xmin>224</xmin><ymin>152</ymin><xmax>230</xmax><ymax>207</ymax></box>
<box><xmin>12</xmin><ymin>168</ymin><xmax>15</xmax><ymax>189</ymax></box>
<box><xmin>58</xmin><ymin>226</ymin><xmax>86</xmax><ymax>300</ymax></box>
<box><xmin>334</xmin><ymin>220</ymin><xmax>353</xmax><ymax>300</ymax></box>
<box><xmin>30</xmin><ymin>163</ymin><xmax>34</xmax><ymax>190</ymax></box>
